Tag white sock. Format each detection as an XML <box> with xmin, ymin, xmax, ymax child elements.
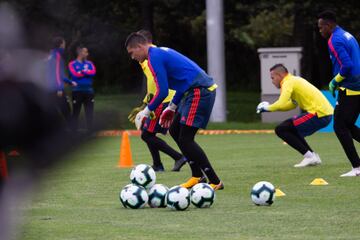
<box><xmin>304</xmin><ymin>151</ymin><xmax>314</xmax><ymax>158</ymax></box>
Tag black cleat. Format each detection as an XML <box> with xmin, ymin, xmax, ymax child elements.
<box><xmin>172</xmin><ymin>156</ymin><xmax>187</xmax><ymax>172</ymax></box>
<box><xmin>152</xmin><ymin>164</ymin><xmax>165</xmax><ymax>172</ymax></box>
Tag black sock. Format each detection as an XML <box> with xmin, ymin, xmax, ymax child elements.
<box><xmin>169</xmin><ymin>114</ymin><xmax>202</xmax><ymax>178</ymax></box>
<box><xmin>177</xmin><ymin>125</ymin><xmax>220</xmax><ymax>184</ymax></box>
<box><xmin>334</xmin><ymin>121</ymin><xmax>360</xmax><ymax>168</ymax></box>
<box><xmin>141</xmin><ymin>131</ymin><xmax>162</xmax><ymax>166</ymax></box>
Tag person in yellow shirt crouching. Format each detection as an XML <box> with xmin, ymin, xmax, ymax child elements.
<box><xmin>256</xmin><ymin>64</ymin><xmax>333</xmax><ymax>168</ymax></box>
<box><xmin>128</xmin><ymin>30</ymin><xmax>186</xmax><ymax>172</ymax></box>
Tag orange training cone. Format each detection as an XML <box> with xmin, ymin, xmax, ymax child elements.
<box><xmin>0</xmin><ymin>151</ymin><xmax>9</xmax><ymax>179</ymax></box>
<box><xmin>117</xmin><ymin>131</ymin><xmax>134</xmax><ymax>168</ymax></box>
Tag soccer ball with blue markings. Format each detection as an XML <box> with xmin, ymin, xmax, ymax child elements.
<box><xmin>166</xmin><ymin>186</ymin><xmax>190</xmax><ymax>211</ymax></box>
<box><xmin>250</xmin><ymin>181</ymin><xmax>276</xmax><ymax>206</ymax></box>
<box><xmin>148</xmin><ymin>184</ymin><xmax>169</xmax><ymax>208</ymax></box>
<box><xmin>119</xmin><ymin>184</ymin><xmax>148</xmax><ymax>209</ymax></box>
<box><xmin>130</xmin><ymin>164</ymin><xmax>156</xmax><ymax>189</ymax></box>
<box><xmin>190</xmin><ymin>183</ymin><xmax>215</xmax><ymax>208</ymax></box>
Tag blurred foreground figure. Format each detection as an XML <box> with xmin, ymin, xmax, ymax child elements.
<box><xmin>0</xmin><ymin>78</ymin><xmax>87</xmax><ymax>240</ymax></box>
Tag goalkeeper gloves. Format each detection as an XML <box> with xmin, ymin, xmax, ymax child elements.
<box><xmin>134</xmin><ymin>107</ymin><xmax>155</xmax><ymax>130</ymax></box>
<box><xmin>256</xmin><ymin>101</ymin><xmax>270</xmax><ymax>113</ymax></box>
<box><xmin>128</xmin><ymin>103</ymin><xmax>147</xmax><ymax>123</ymax></box>
<box><xmin>329</xmin><ymin>73</ymin><xmax>344</xmax><ymax>97</ymax></box>
<box><xmin>159</xmin><ymin>102</ymin><xmax>177</xmax><ymax>128</ymax></box>
<box><xmin>144</xmin><ymin>93</ymin><xmax>154</xmax><ymax>104</ymax></box>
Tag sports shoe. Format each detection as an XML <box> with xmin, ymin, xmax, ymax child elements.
<box><xmin>209</xmin><ymin>181</ymin><xmax>224</xmax><ymax>190</ymax></box>
<box><xmin>340</xmin><ymin>167</ymin><xmax>360</xmax><ymax>177</ymax></box>
<box><xmin>180</xmin><ymin>176</ymin><xmax>207</xmax><ymax>188</ymax></box>
<box><xmin>152</xmin><ymin>164</ymin><xmax>165</xmax><ymax>172</ymax></box>
<box><xmin>294</xmin><ymin>154</ymin><xmax>321</xmax><ymax>168</ymax></box>
<box><xmin>172</xmin><ymin>156</ymin><xmax>187</xmax><ymax>172</ymax></box>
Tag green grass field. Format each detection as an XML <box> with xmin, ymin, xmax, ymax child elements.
<box><xmin>20</xmin><ymin>133</ymin><xmax>360</xmax><ymax>240</ymax></box>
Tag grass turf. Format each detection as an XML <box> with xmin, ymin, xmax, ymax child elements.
<box><xmin>20</xmin><ymin>133</ymin><xmax>360</xmax><ymax>240</ymax></box>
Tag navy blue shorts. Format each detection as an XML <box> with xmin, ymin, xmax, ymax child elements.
<box><xmin>142</xmin><ymin>102</ymin><xmax>168</xmax><ymax>134</ymax></box>
<box><xmin>292</xmin><ymin>112</ymin><xmax>332</xmax><ymax>137</ymax></box>
<box><xmin>177</xmin><ymin>88</ymin><xmax>216</xmax><ymax>129</ymax></box>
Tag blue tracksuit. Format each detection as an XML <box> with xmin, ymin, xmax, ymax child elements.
<box><xmin>147</xmin><ymin>46</ymin><xmax>214</xmax><ymax>111</ymax></box>
<box><xmin>328</xmin><ymin>26</ymin><xmax>360</xmax><ymax>90</ymax></box>
<box><xmin>68</xmin><ymin>60</ymin><xmax>96</xmax><ymax>93</ymax></box>
<box><xmin>46</xmin><ymin>48</ymin><xmax>72</xmax><ymax>91</ymax></box>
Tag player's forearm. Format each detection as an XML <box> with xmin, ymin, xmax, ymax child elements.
<box><xmin>268</xmin><ymin>100</ymin><xmax>296</xmax><ymax>112</ymax></box>
<box><xmin>171</xmin><ymin>90</ymin><xmax>185</xmax><ymax>106</ymax></box>
<box><xmin>147</xmin><ymin>90</ymin><xmax>167</xmax><ymax>111</ymax></box>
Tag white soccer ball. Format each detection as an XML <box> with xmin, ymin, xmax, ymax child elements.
<box><xmin>119</xmin><ymin>184</ymin><xmax>148</xmax><ymax>209</ymax></box>
<box><xmin>130</xmin><ymin>164</ymin><xmax>156</xmax><ymax>189</ymax></box>
<box><xmin>190</xmin><ymin>183</ymin><xmax>215</xmax><ymax>208</ymax></box>
<box><xmin>166</xmin><ymin>186</ymin><xmax>190</xmax><ymax>211</ymax></box>
<box><xmin>148</xmin><ymin>184</ymin><xmax>169</xmax><ymax>208</ymax></box>
<box><xmin>250</xmin><ymin>181</ymin><xmax>276</xmax><ymax>206</ymax></box>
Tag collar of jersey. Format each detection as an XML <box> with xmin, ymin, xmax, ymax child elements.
<box><xmin>280</xmin><ymin>73</ymin><xmax>292</xmax><ymax>87</ymax></box>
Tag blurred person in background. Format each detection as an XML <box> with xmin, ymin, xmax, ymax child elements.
<box><xmin>46</xmin><ymin>36</ymin><xmax>76</xmax><ymax>130</ymax></box>
<box><xmin>68</xmin><ymin>46</ymin><xmax>96</xmax><ymax>133</ymax></box>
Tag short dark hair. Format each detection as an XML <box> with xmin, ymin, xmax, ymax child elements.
<box><xmin>270</xmin><ymin>64</ymin><xmax>288</xmax><ymax>73</ymax></box>
<box><xmin>52</xmin><ymin>36</ymin><xmax>65</xmax><ymax>49</ymax></box>
<box><xmin>76</xmin><ymin>45</ymin><xmax>86</xmax><ymax>55</ymax></box>
<box><xmin>318</xmin><ymin>10</ymin><xmax>337</xmax><ymax>23</ymax></box>
<box><xmin>137</xmin><ymin>29</ymin><xmax>153</xmax><ymax>43</ymax></box>
<box><xmin>125</xmin><ymin>32</ymin><xmax>147</xmax><ymax>48</ymax></box>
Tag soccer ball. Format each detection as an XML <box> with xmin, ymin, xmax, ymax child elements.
<box><xmin>250</xmin><ymin>181</ymin><xmax>276</xmax><ymax>206</ymax></box>
<box><xmin>130</xmin><ymin>164</ymin><xmax>156</xmax><ymax>189</ymax></box>
<box><xmin>148</xmin><ymin>184</ymin><xmax>169</xmax><ymax>208</ymax></box>
<box><xmin>119</xmin><ymin>184</ymin><xmax>149</xmax><ymax>209</ymax></box>
<box><xmin>190</xmin><ymin>183</ymin><xmax>215</xmax><ymax>208</ymax></box>
<box><xmin>166</xmin><ymin>186</ymin><xmax>190</xmax><ymax>211</ymax></box>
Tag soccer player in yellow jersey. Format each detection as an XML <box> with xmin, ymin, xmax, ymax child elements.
<box><xmin>128</xmin><ymin>30</ymin><xmax>186</xmax><ymax>172</ymax></box>
<box><xmin>257</xmin><ymin>64</ymin><xmax>333</xmax><ymax>167</ymax></box>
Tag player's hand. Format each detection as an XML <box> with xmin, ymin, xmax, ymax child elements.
<box><xmin>134</xmin><ymin>107</ymin><xmax>151</xmax><ymax>130</ymax></box>
<box><xmin>256</xmin><ymin>101</ymin><xmax>270</xmax><ymax>113</ymax></box>
<box><xmin>329</xmin><ymin>78</ymin><xmax>339</xmax><ymax>98</ymax></box>
<box><xmin>128</xmin><ymin>103</ymin><xmax>147</xmax><ymax>123</ymax></box>
<box><xmin>159</xmin><ymin>103</ymin><xmax>177</xmax><ymax>128</ymax></box>
<box><xmin>71</xmin><ymin>81</ymin><xmax>78</xmax><ymax>87</ymax></box>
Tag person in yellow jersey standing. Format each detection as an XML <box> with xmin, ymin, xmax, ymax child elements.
<box><xmin>128</xmin><ymin>30</ymin><xmax>186</xmax><ymax>172</ymax></box>
<box><xmin>256</xmin><ymin>64</ymin><xmax>333</xmax><ymax>167</ymax></box>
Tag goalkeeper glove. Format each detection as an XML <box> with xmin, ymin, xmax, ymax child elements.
<box><xmin>128</xmin><ymin>103</ymin><xmax>147</xmax><ymax>123</ymax></box>
<box><xmin>134</xmin><ymin>107</ymin><xmax>155</xmax><ymax>130</ymax></box>
<box><xmin>159</xmin><ymin>102</ymin><xmax>177</xmax><ymax>128</ymax></box>
<box><xmin>144</xmin><ymin>93</ymin><xmax>154</xmax><ymax>104</ymax></box>
<box><xmin>256</xmin><ymin>101</ymin><xmax>270</xmax><ymax>114</ymax></box>
<box><xmin>329</xmin><ymin>73</ymin><xmax>344</xmax><ymax>97</ymax></box>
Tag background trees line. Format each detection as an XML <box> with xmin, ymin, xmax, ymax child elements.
<box><xmin>5</xmin><ymin>0</ymin><xmax>360</xmax><ymax>92</ymax></box>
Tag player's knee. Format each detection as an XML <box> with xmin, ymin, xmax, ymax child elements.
<box><xmin>333</xmin><ymin>120</ymin><xmax>348</xmax><ymax>135</ymax></box>
<box><xmin>177</xmin><ymin>135</ymin><xmax>192</xmax><ymax>149</ymax></box>
<box><xmin>141</xmin><ymin>131</ymin><xmax>152</xmax><ymax>143</ymax></box>
<box><xmin>274</xmin><ymin>125</ymin><xmax>286</xmax><ymax>138</ymax></box>
<box><xmin>169</xmin><ymin>126</ymin><xmax>178</xmax><ymax>141</ymax></box>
